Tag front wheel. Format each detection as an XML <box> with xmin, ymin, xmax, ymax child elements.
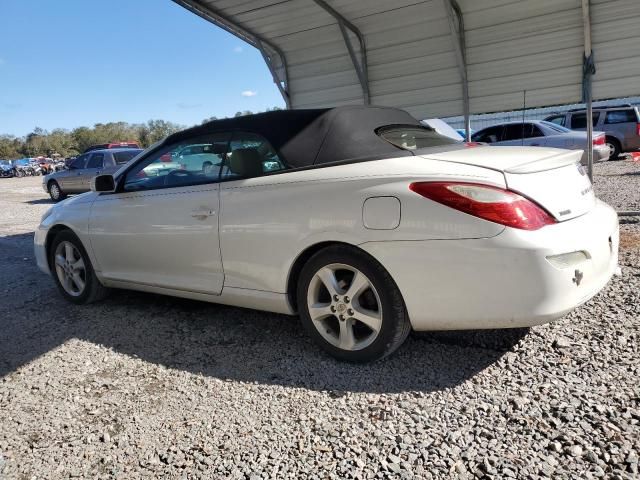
<box><xmin>297</xmin><ymin>245</ymin><xmax>411</xmax><ymax>362</ymax></box>
<box><xmin>49</xmin><ymin>230</ymin><xmax>109</xmax><ymax>304</ymax></box>
<box><xmin>48</xmin><ymin>181</ymin><xmax>67</xmax><ymax>202</ymax></box>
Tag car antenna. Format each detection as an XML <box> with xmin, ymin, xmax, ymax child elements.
<box><xmin>521</xmin><ymin>89</ymin><xmax>527</xmax><ymax>146</ymax></box>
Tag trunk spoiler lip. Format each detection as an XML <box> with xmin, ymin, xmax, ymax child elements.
<box><xmin>503</xmin><ymin>150</ymin><xmax>584</xmax><ymax>174</ymax></box>
<box><xmin>419</xmin><ymin>148</ymin><xmax>584</xmax><ymax>175</ymax></box>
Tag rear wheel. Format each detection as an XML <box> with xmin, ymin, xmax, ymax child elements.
<box><xmin>606</xmin><ymin>137</ymin><xmax>621</xmax><ymax>160</ymax></box>
<box><xmin>297</xmin><ymin>245</ymin><xmax>411</xmax><ymax>362</ymax></box>
<box><xmin>48</xmin><ymin>181</ymin><xmax>67</xmax><ymax>202</ymax></box>
<box><xmin>49</xmin><ymin>230</ymin><xmax>109</xmax><ymax>304</ymax></box>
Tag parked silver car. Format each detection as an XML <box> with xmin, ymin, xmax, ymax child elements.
<box><xmin>544</xmin><ymin>105</ymin><xmax>640</xmax><ymax>159</ymax></box>
<box><xmin>43</xmin><ymin>148</ymin><xmax>143</xmax><ymax>201</ymax></box>
<box><xmin>471</xmin><ymin>120</ymin><xmax>610</xmax><ymax>165</ymax></box>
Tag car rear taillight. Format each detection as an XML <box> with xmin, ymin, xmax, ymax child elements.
<box><xmin>593</xmin><ymin>134</ymin><xmax>605</xmax><ymax>146</ymax></box>
<box><xmin>409</xmin><ymin>182</ymin><xmax>557</xmax><ymax>231</ymax></box>
<box><xmin>636</xmin><ymin>123</ymin><xmax>640</xmax><ymax>137</ymax></box>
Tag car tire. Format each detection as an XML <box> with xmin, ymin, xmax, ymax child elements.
<box><xmin>606</xmin><ymin>137</ymin><xmax>621</xmax><ymax>160</ymax></box>
<box><xmin>297</xmin><ymin>245</ymin><xmax>411</xmax><ymax>362</ymax></box>
<box><xmin>48</xmin><ymin>181</ymin><xmax>67</xmax><ymax>202</ymax></box>
<box><xmin>49</xmin><ymin>230</ymin><xmax>109</xmax><ymax>305</ymax></box>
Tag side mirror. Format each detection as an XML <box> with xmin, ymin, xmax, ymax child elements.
<box><xmin>91</xmin><ymin>174</ymin><xmax>116</xmax><ymax>193</ymax></box>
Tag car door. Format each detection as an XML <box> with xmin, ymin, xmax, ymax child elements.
<box><xmin>88</xmin><ymin>133</ymin><xmax>230</xmax><ymax>295</ymax></box>
<box><xmin>497</xmin><ymin>124</ymin><xmax>546</xmax><ymax>146</ymax></box>
<box><xmin>60</xmin><ymin>154</ymin><xmax>89</xmax><ymax>191</ymax></box>
<box><xmin>80</xmin><ymin>152</ymin><xmax>105</xmax><ymax>190</ymax></box>
<box><xmin>604</xmin><ymin>109</ymin><xmax>638</xmax><ymax>150</ymax></box>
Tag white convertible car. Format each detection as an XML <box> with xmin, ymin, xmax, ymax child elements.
<box><xmin>35</xmin><ymin>106</ymin><xmax>619</xmax><ymax>361</ymax></box>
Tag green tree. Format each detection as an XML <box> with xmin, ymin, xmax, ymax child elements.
<box><xmin>0</xmin><ymin>135</ymin><xmax>22</xmax><ymax>159</ymax></box>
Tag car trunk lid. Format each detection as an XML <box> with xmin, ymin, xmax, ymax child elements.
<box><xmin>419</xmin><ymin>146</ymin><xmax>595</xmax><ymax>221</ymax></box>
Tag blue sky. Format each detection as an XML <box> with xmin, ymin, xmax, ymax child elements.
<box><xmin>0</xmin><ymin>0</ymin><xmax>284</xmax><ymax>137</ymax></box>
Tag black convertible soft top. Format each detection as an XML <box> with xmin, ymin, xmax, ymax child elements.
<box><xmin>164</xmin><ymin>106</ymin><xmax>420</xmax><ymax>168</ymax></box>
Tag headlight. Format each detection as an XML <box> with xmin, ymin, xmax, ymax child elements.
<box><xmin>41</xmin><ymin>207</ymin><xmax>55</xmax><ymax>223</ymax></box>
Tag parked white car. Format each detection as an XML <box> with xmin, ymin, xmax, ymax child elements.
<box><xmin>34</xmin><ymin>107</ymin><xmax>619</xmax><ymax>362</ymax></box>
<box><xmin>471</xmin><ymin>120</ymin><xmax>611</xmax><ymax>164</ymax></box>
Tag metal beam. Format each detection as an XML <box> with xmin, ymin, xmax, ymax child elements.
<box><xmin>312</xmin><ymin>0</ymin><xmax>370</xmax><ymax>104</ymax></box>
<box><xmin>171</xmin><ymin>0</ymin><xmax>290</xmax><ymax>108</ymax></box>
<box><xmin>581</xmin><ymin>0</ymin><xmax>594</xmax><ymax>182</ymax></box>
<box><xmin>444</xmin><ymin>0</ymin><xmax>470</xmax><ymax>141</ymax></box>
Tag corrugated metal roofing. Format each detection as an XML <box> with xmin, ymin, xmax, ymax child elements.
<box><xmin>174</xmin><ymin>0</ymin><xmax>640</xmax><ymax>117</ymax></box>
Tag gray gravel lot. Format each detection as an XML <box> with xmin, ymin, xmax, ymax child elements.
<box><xmin>1</xmin><ymin>162</ymin><xmax>639</xmax><ymax>479</ymax></box>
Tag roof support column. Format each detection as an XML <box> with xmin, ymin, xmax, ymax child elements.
<box><xmin>256</xmin><ymin>40</ymin><xmax>291</xmax><ymax>109</ymax></box>
<box><xmin>582</xmin><ymin>0</ymin><xmax>595</xmax><ymax>182</ymax></box>
<box><xmin>443</xmin><ymin>0</ymin><xmax>470</xmax><ymax>141</ymax></box>
<box><xmin>312</xmin><ymin>0</ymin><xmax>370</xmax><ymax>104</ymax></box>
<box><xmin>171</xmin><ymin>0</ymin><xmax>290</xmax><ymax>108</ymax></box>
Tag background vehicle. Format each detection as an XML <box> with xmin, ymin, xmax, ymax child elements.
<box><xmin>0</xmin><ymin>160</ymin><xmax>14</xmax><ymax>178</ymax></box>
<box><xmin>43</xmin><ymin>148</ymin><xmax>142</xmax><ymax>201</ymax></box>
<box><xmin>471</xmin><ymin>120</ymin><xmax>610</xmax><ymax>164</ymax></box>
<box><xmin>83</xmin><ymin>142</ymin><xmax>140</xmax><ymax>153</ymax></box>
<box><xmin>35</xmin><ymin>157</ymin><xmax>55</xmax><ymax>174</ymax></box>
<box><xmin>544</xmin><ymin>105</ymin><xmax>640</xmax><ymax>159</ymax></box>
<box><xmin>10</xmin><ymin>159</ymin><xmax>35</xmax><ymax>177</ymax></box>
<box><xmin>35</xmin><ymin>107</ymin><xmax>619</xmax><ymax>362</ymax></box>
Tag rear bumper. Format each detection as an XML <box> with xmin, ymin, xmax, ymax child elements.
<box><xmin>361</xmin><ymin>200</ymin><xmax>619</xmax><ymax>331</ymax></box>
<box><xmin>581</xmin><ymin>145</ymin><xmax>610</xmax><ymax>163</ymax></box>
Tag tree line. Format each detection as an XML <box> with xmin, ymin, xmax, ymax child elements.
<box><xmin>0</xmin><ymin>108</ymin><xmax>281</xmax><ymax>160</ymax></box>
<box><xmin>0</xmin><ymin>120</ymin><xmax>184</xmax><ymax>160</ymax></box>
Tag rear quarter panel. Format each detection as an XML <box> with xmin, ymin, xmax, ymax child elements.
<box><xmin>218</xmin><ymin>157</ymin><xmax>505</xmax><ymax>293</ymax></box>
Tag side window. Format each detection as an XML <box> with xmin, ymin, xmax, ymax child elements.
<box><xmin>113</xmin><ymin>150</ymin><xmax>141</xmax><ymax>165</ymax></box>
<box><xmin>473</xmin><ymin>126</ymin><xmax>503</xmax><ymax>143</ymax></box>
<box><xmin>605</xmin><ymin>110</ymin><xmax>636</xmax><ymax>124</ymax></box>
<box><xmin>123</xmin><ymin>133</ymin><xmax>230</xmax><ymax>192</ymax></box>
<box><xmin>530</xmin><ymin>125</ymin><xmax>545</xmax><ymax>138</ymax></box>
<box><xmin>87</xmin><ymin>153</ymin><xmax>104</xmax><ymax>169</ymax></box>
<box><xmin>70</xmin><ymin>154</ymin><xmax>88</xmax><ymax>170</ymax></box>
<box><xmin>546</xmin><ymin>115</ymin><xmax>565</xmax><ymax>127</ymax></box>
<box><xmin>502</xmin><ymin>124</ymin><xmax>534</xmax><ymax>141</ymax></box>
<box><xmin>571</xmin><ymin>112</ymin><xmax>599</xmax><ymax>129</ymax></box>
<box><xmin>221</xmin><ymin>132</ymin><xmax>286</xmax><ymax>180</ymax></box>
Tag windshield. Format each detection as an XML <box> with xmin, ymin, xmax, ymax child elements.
<box><xmin>13</xmin><ymin>159</ymin><xmax>30</xmax><ymax>166</ymax></box>
<box><xmin>540</xmin><ymin>121</ymin><xmax>572</xmax><ymax>133</ymax></box>
<box><xmin>377</xmin><ymin>125</ymin><xmax>460</xmax><ymax>150</ymax></box>
<box><xmin>0</xmin><ymin>160</ymin><xmax>10</xmax><ymax>167</ymax></box>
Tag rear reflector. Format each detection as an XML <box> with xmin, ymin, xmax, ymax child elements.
<box><xmin>409</xmin><ymin>182</ymin><xmax>557</xmax><ymax>231</ymax></box>
<box><xmin>546</xmin><ymin>251</ymin><xmax>589</xmax><ymax>269</ymax></box>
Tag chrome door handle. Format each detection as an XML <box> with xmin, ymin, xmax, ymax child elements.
<box><xmin>191</xmin><ymin>209</ymin><xmax>215</xmax><ymax>219</ymax></box>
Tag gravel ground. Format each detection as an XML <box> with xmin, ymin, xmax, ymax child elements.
<box><xmin>0</xmin><ymin>164</ymin><xmax>639</xmax><ymax>479</ymax></box>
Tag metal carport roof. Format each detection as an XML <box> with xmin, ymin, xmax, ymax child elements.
<box><xmin>172</xmin><ymin>0</ymin><xmax>640</xmax><ymax>119</ymax></box>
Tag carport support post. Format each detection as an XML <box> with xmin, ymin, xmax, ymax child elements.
<box><xmin>312</xmin><ymin>0</ymin><xmax>370</xmax><ymax>105</ymax></box>
<box><xmin>582</xmin><ymin>0</ymin><xmax>594</xmax><ymax>181</ymax></box>
<box><xmin>444</xmin><ymin>0</ymin><xmax>471</xmax><ymax>141</ymax></box>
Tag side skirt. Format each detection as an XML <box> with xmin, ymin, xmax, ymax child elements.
<box><xmin>100</xmin><ymin>278</ymin><xmax>295</xmax><ymax>315</ymax></box>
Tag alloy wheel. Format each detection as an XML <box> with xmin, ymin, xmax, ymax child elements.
<box><xmin>54</xmin><ymin>241</ymin><xmax>87</xmax><ymax>297</ymax></box>
<box><xmin>49</xmin><ymin>183</ymin><xmax>60</xmax><ymax>200</ymax></box>
<box><xmin>306</xmin><ymin>263</ymin><xmax>382</xmax><ymax>351</ymax></box>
